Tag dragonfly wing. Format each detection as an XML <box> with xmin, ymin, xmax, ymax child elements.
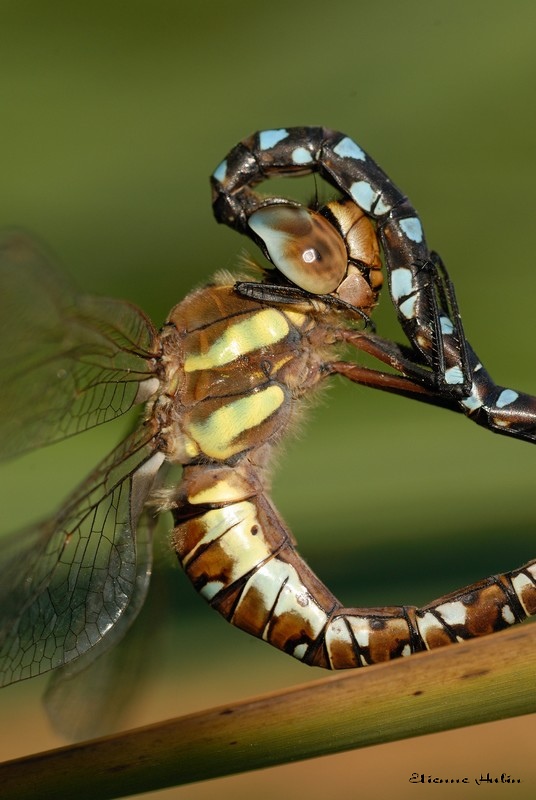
<box><xmin>42</xmin><ymin>504</ymin><xmax>159</xmax><ymax>740</ymax></box>
<box><xmin>0</xmin><ymin>230</ymin><xmax>160</xmax><ymax>460</ymax></box>
<box><xmin>0</xmin><ymin>425</ymin><xmax>164</xmax><ymax>687</ymax></box>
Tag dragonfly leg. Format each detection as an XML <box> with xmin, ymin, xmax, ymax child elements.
<box><xmin>330</xmin><ymin>360</ymin><xmax>463</xmax><ymax>412</ymax></box>
<box><xmin>325</xmin><ymin>328</ymin><xmax>464</xmax><ymax>413</ymax></box>
<box><xmin>404</xmin><ymin>251</ymin><xmax>536</xmax><ymax>443</ymax></box>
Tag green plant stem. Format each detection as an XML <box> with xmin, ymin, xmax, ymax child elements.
<box><xmin>1</xmin><ymin>624</ymin><xmax>535</xmax><ymax>800</ymax></box>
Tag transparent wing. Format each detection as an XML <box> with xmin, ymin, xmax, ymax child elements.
<box><xmin>42</xmin><ymin>505</ymin><xmax>159</xmax><ymax>740</ymax></box>
<box><xmin>0</xmin><ymin>230</ymin><xmax>160</xmax><ymax>460</ymax></box>
<box><xmin>0</xmin><ymin>424</ymin><xmax>164</xmax><ymax>687</ymax></box>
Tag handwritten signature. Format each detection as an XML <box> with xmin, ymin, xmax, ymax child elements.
<box><xmin>409</xmin><ymin>773</ymin><xmax>521</xmax><ymax>785</ymax></box>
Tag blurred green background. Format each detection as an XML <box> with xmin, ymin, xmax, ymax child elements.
<box><xmin>1</xmin><ymin>1</ymin><xmax>535</xmax><ymax>798</ymax></box>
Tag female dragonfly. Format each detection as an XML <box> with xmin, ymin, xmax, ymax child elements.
<box><xmin>0</xmin><ymin>127</ymin><xmax>534</xmax><ymax>696</ymax></box>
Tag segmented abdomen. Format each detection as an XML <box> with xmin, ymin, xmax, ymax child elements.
<box><xmin>172</xmin><ymin>463</ymin><xmax>536</xmax><ymax>669</ymax></box>
<box><xmin>172</xmin><ymin>468</ymin><xmax>338</xmax><ymax>663</ymax></box>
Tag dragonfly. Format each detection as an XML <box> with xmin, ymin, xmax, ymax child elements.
<box><xmin>1</xmin><ymin>129</ymin><xmax>535</xmax><ymax>721</ymax></box>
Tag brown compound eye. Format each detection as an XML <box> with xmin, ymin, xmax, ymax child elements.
<box><xmin>248</xmin><ymin>205</ymin><xmax>348</xmax><ymax>294</ymax></box>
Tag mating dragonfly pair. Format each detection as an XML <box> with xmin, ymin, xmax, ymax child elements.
<box><xmin>1</xmin><ymin>127</ymin><xmax>535</xmax><ymax>700</ymax></box>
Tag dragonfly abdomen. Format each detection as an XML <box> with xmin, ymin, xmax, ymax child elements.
<box><xmin>171</xmin><ymin>462</ymin><xmax>340</xmax><ymax>664</ymax></box>
<box><xmin>171</xmin><ymin>461</ymin><xmax>536</xmax><ymax>669</ymax></box>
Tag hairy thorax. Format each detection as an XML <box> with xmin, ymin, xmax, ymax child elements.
<box><xmin>152</xmin><ymin>280</ymin><xmax>341</xmax><ymax>467</ymax></box>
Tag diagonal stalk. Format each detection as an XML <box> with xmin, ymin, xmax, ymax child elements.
<box><xmin>1</xmin><ymin>623</ymin><xmax>535</xmax><ymax>800</ymax></box>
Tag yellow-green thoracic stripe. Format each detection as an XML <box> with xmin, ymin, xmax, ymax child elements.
<box><xmin>186</xmin><ymin>384</ymin><xmax>285</xmax><ymax>460</ymax></box>
<box><xmin>184</xmin><ymin>308</ymin><xmax>290</xmax><ymax>372</ymax></box>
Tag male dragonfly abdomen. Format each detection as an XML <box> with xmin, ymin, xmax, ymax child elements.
<box><xmin>1</xmin><ymin>128</ymin><xmax>534</xmax><ymax>699</ymax></box>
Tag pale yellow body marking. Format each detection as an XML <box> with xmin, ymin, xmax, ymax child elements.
<box><xmin>434</xmin><ymin>601</ymin><xmax>467</xmax><ymax>627</ymax></box>
<box><xmin>188</xmin><ymin>479</ymin><xmax>246</xmax><ymax>505</ymax></box>
<box><xmin>184</xmin><ymin>308</ymin><xmax>289</xmax><ymax>373</ymax></box>
<box><xmin>347</xmin><ymin>617</ymin><xmax>371</xmax><ymax>649</ymax></box>
<box><xmin>502</xmin><ymin>606</ymin><xmax>516</xmax><ymax>625</ymax></box>
<box><xmin>235</xmin><ymin>559</ymin><xmax>329</xmax><ymax>649</ymax></box>
<box><xmin>196</xmin><ymin>502</ymin><xmax>272</xmax><ymax>600</ymax></box>
<box><xmin>182</xmin><ymin>501</ymin><xmax>258</xmax><ymax>566</ymax></box>
<box><xmin>325</xmin><ymin>619</ymin><xmax>352</xmax><ymax>666</ymax></box>
<box><xmin>186</xmin><ymin>384</ymin><xmax>285</xmax><ymax>460</ymax></box>
<box><xmin>415</xmin><ymin>612</ymin><xmax>441</xmax><ymax>649</ymax></box>
<box><xmin>511</xmin><ymin>570</ymin><xmax>536</xmax><ymax>614</ymax></box>
<box><xmin>283</xmin><ymin>309</ymin><xmax>308</xmax><ymax>327</ymax></box>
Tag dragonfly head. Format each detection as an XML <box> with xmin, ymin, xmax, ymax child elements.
<box><xmin>248</xmin><ymin>198</ymin><xmax>383</xmax><ymax>313</ymax></box>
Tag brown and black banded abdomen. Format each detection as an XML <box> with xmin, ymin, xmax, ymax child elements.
<box><xmin>171</xmin><ymin>464</ymin><xmax>536</xmax><ymax>670</ymax></box>
<box><xmin>171</xmin><ymin>469</ymin><xmax>423</xmax><ymax>668</ymax></box>
<box><xmin>171</xmin><ymin>464</ymin><xmax>340</xmax><ymax>664</ymax></box>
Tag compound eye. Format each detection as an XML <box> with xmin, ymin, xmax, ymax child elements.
<box><xmin>248</xmin><ymin>205</ymin><xmax>347</xmax><ymax>294</ymax></box>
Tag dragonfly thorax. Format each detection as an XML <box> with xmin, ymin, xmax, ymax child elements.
<box><xmin>159</xmin><ymin>281</ymin><xmax>336</xmax><ymax>466</ymax></box>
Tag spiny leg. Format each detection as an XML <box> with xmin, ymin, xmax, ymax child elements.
<box><xmin>416</xmin><ymin>251</ymin><xmax>536</xmax><ymax>442</ymax></box>
<box><xmin>410</xmin><ymin>251</ymin><xmax>472</xmax><ymax>393</ymax></box>
<box><xmin>328</xmin><ymin>330</ymin><xmax>465</xmax><ymax>414</ymax></box>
